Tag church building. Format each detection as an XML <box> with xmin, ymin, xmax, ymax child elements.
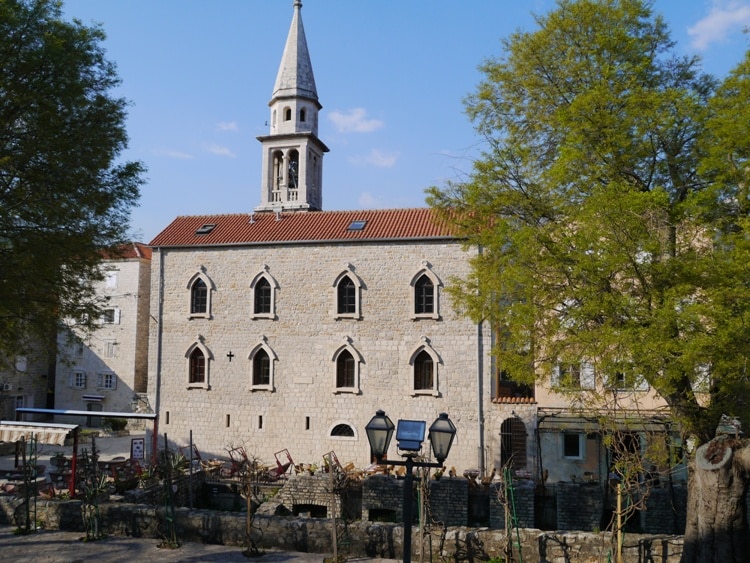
<box><xmin>147</xmin><ymin>1</ymin><xmax>498</xmax><ymax>473</ymax></box>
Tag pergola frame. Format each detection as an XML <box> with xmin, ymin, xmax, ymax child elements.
<box><xmin>14</xmin><ymin>407</ymin><xmax>158</xmax><ymax>498</ymax></box>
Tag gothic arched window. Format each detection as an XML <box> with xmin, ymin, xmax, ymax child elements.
<box><xmin>413</xmin><ymin>350</ymin><xmax>433</xmax><ymax>391</ymax></box>
<box><xmin>189</xmin><ymin>348</ymin><xmax>205</xmax><ymax>384</ymax></box>
<box><xmin>336</xmin><ymin>350</ymin><xmax>355</xmax><ymax>389</ymax></box>
<box><xmin>254</xmin><ymin>278</ymin><xmax>271</xmax><ymax>315</ymax></box>
<box><xmin>190</xmin><ymin>279</ymin><xmax>207</xmax><ymax>315</ymax></box>
<box><xmin>252</xmin><ymin>349</ymin><xmax>270</xmax><ymax>386</ymax></box>
<box><xmin>337</xmin><ymin>276</ymin><xmax>356</xmax><ymax>315</ymax></box>
<box><xmin>414</xmin><ymin>274</ymin><xmax>434</xmax><ymax>315</ymax></box>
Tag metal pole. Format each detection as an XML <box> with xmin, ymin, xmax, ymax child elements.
<box><xmin>188</xmin><ymin>430</ymin><xmax>194</xmax><ymax>509</ymax></box>
<box><xmin>71</xmin><ymin>428</ymin><xmax>79</xmax><ymax>499</ymax></box>
<box><xmin>403</xmin><ymin>457</ymin><xmax>414</xmax><ymax>563</ymax></box>
<box><xmin>616</xmin><ymin>482</ymin><xmax>623</xmax><ymax>563</ymax></box>
<box><xmin>151</xmin><ymin>416</ymin><xmax>159</xmax><ymax>466</ymax></box>
<box><xmin>329</xmin><ymin>452</ymin><xmax>338</xmax><ymax>562</ymax></box>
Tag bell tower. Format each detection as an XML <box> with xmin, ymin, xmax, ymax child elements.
<box><xmin>256</xmin><ymin>0</ymin><xmax>328</xmax><ymax>213</ymax></box>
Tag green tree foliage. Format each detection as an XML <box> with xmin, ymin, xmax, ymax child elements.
<box><xmin>0</xmin><ymin>0</ymin><xmax>144</xmax><ymax>362</ymax></box>
<box><xmin>427</xmin><ymin>0</ymin><xmax>750</xmax><ymax>441</ymax></box>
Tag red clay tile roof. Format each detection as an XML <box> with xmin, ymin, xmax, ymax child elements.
<box><xmin>149</xmin><ymin>208</ymin><xmax>456</xmax><ymax>248</ymax></box>
<box><xmin>492</xmin><ymin>396</ymin><xmax>537</xmax><ymax>405</ymax></box>
<box><xmin>101</xmin><ymin>242</ymin><xmax>152</xmax><ymax>260</ymax></box>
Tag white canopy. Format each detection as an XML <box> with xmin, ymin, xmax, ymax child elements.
<box><xmin>0</xmin><ymin>421</ymin><xmax>78</xmax><ymax>446</ymax></box>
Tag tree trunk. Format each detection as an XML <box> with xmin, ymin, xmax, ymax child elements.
<box><xmin>682</xmin><ymin>436</ymin><xmax>750</xmax><ymax>563</ymax></box>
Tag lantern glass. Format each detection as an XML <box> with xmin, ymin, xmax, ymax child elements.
<box><xmin>365</xmin><ymin>410</ymin><xmax>394</xmax><ymax>459</ymax></box>
<box><xmin>428</xmin><ymin>412</ymin><xmax>456</xmax><ymax>463</ymax></box>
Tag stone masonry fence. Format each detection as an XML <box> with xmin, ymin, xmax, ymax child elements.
<box><xmin>0</xmin><ymin>471</ymin><xmax>687</xmax><ymax>562</ymax></box>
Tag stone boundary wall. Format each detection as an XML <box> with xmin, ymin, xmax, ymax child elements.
<box><xmin>0</xmin><ymin>497</ymin><xmax>684</xmax><ymax>562</ymax></box>
<box><xmin>361</xmin><ymin>474</ymin><xmax>404</xmax><ymax>522</ymax></box>
<box><xmin>642</xmin><ymin>483</ymin><xmax>687</xmax><ymax>535</ymax></box>
<box><xmin>275</xmin><ymin>474</ymin><xmax>345</xmax><ymax>518</ymax></box>
<box><xmin>489</xmin><ymin>478</ymin><xmax>535</xmax><ymax>529</ymax></box>
<box><xmin>557</xmin><ymin>482</ymin><xmax>604</xmax><ymax>531</ymax></box>
<box><xmin>428</xmin><ymin>477</ymin><xmax>468</xmax><ymax>527</ymax></box>
<box><xmin>120</xmin><ymin>470</ymin><xmax>205</xmax><ymax>507</ymax></box>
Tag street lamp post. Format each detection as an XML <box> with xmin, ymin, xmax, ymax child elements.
<box><xmin>365</xmin><ymin>410</ymin><xmax>456</xmax><ymax>563</ymax></box>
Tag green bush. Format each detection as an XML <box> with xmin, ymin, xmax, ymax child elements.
<box><xmin>105</xmin><ymin>418</ymin><xmax>128</xmax><ymax>432</ymax></box>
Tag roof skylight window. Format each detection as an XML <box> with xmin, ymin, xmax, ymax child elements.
<box><xmin>347</xmin><ymin>220</ymin><xmax>367</xmax><ymax>231</ymax></box>
<box><xmin>195</xmin><ymin>223</ymin><xmax>216</xmax><ymax>235</ymax></box>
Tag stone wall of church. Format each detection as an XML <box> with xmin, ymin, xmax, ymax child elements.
<box><xmin>147</xmin><ymin>238</ymin><xmax>493</xmax><ymax>474</ymax></box>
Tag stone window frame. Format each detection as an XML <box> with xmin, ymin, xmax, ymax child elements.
<box><xmin>15</xmin><ymin>356</ymin><xmax>27</xmax><ymax>372</ymax></box>
<box><xmin>104</xmin><ymin>340</ymin><xmax>118</xmax><ymax>359</ymax></box>
<box><xmin>248</xmin><ymin>337</ymin><xmax>277</xmax><ymax>392</ymax></box>
<box><xmin>331</xmin><ymin>337</ymin><xmax>363</xmax><ymax>394</ymax></box>
<box><xmin>100</xmin><ymin>307</ymin><xmax>121</xmax><ymax>324</ymax></box>
<box><xmin>187</xmin><ymin>268</ymin><xmax>214</xmax><ymax>320</ymax></box>
<box><xmin>250</xmin><ymin>267</ymin><xmax>279</xmax><ymax>319</ymax></box>
<box><xmin>69</xmin><ymin>370</ymin><xmax>87</xmax><ymax>389</ymax></box>
<box><xmin>332</xmin><ymin>264</ymin><xmax>363</xmax><ymax>320</ymax></box>
<box><xmin>410</xmin><ymin>261</ymin><xmax>441</xmax><ymax>320</ymax></box>
<box><xmin>409</xmin><ymin>336</ymin><xmax>440</xmax><ymax>397</ymax></box>
<box><xmin>105</xmin><ymin>270</ymin><xmax>118</xmax><ymax>289</ymax></box>
<box><xmin>604</xmin><ymin>364</ymin><xmax>651</xmax><ymax>392</ymax></box>
<box><xmin>185</xmin><ymin>339</ymin><xmax>212</xmax><ymax>390</ymax></box>
<box><xmin>551</xmin><ymin>360</ymin><xmax>596</xmax><ymax>391</ymax></box>
<box><xmin>562</xmin><ymin>432</ymin><xmax>585</xmax><ymax>460</ymax></box>
<box><xmin>328</xmin><ymin>420</ymin><xmax>358</xmax><ymax>441</ymax></box>
<box><xmin>97</xmin><ymin>372</ymin><xmax>117</xmax><ymax>390</ymax></box>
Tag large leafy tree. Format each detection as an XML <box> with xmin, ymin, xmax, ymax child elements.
<box><xmin>0</xmin><ymin>0</ymin><xmax>144</xmax><ymax>363</ymax></box>
<box><xmin>428</xmin><ymin>1</ymin><xmax>750</xmax><ymax>559</ymax></box>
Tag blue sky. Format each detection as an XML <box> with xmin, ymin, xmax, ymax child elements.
<box><xmin>60</xmin><ymin>0</ymin><xmax>750</xmax><ymax>243</ymax></box>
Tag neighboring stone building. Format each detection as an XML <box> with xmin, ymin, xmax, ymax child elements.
<box><xmin>55</xmin><ymin>243</ymin><xmax>152</xmax><ymax>426</ymax></box>
<box><xmin>0</xmin><ymin>345</ymin><xmax>53</xmax><ymax>423</ymax></box>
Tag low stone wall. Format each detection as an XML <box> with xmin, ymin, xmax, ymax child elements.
<box><xmin>362</xmin><ymin>474</ymin><xmax>403</xmax><ymax>522</ymax></box>
<box><xmin>428</xmin><ymin>477</ymin><xmax>468</xmax><ymax>527</ymax></box>
<box><xmin>275</xmin><ymin>473</ymin><xmax>346</xmax><ymax>518</ymax></box>
<box><xmin>489</xmin><ymin>478</ymin><xmax>535</xmax><ymax>529</ymax></box>
<box><xmin>642</xmin><ymin>483</ymin><xmax>687</xmax><ymax>535</ymax></box>
<box><xmin>120</xmin><ymin>469</ymin><xmax>205</xmax><ymax>507</ymax></box>
<box><xmin>0</xmin><ymin>496</ymin><xmax>684</xmax><ymax>562</ymax></box>
<box><xmin>557</xmin><ymin>482</ymin><xmax>605</xmax><ymax>531</ymax></box>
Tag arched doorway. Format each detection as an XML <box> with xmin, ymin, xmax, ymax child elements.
<box><xmin>500</xmin><ymin>417</ymin><xmax>528</xmax><ymax>470</ymax></box>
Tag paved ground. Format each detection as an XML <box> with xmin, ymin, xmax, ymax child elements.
<box><xmin>0</xmin><ymin>525</ymin><xmax>393</xmax><ymax>562</ymax></box>
<box><xmin>0</xmin><ymin>434</ymin><xmax>400</xmax><ymax>562</ymax></box>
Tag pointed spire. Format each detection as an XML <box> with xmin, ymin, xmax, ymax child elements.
<box><xmin>272</xmin><ymin>0</ymin><xmax>318</xmax><ymax>103</ymax></box>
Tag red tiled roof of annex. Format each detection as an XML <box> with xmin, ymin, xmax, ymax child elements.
<box><xmin>101</xmin><ymin>242</ymin><xmax>152</xmax><ymax>260</ymax></box>
<box><xmin>149</xmin><ymin>208</ymin><xmax>456</xmax><ymax>248</ymax></box>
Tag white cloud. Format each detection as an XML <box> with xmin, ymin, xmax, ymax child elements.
<box><xmin>155</xmin><ymin>149</ymin><xmax>194</xmax><ymax>160</ymax></box>
<box><xmin>358</xmin><ymin>192</ymin><xmax>387</xmax><ymax>208</ymax></box>
<box><xmin>216</xmin><ymin>121</ymin><xmax>239</xmax><ymax>132</ymax></box>
<box><xmin>206</xmin><ymin>143</ymin><xmax>236</xmax><ymax>158</ymax></box>
<box><xmin>688</xmin><ymin>1</ymin><xmax>750</xmax><ymax>50</ymax></box>
<box><xmin>328</xmin><ymin>108</ymin><xmax>384</xmax><ymax>133</ymax></box>
<box><xmin>348</xmin><ymin>149</ymin><xmax>399</xmax><ymax>168</ymax></box>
